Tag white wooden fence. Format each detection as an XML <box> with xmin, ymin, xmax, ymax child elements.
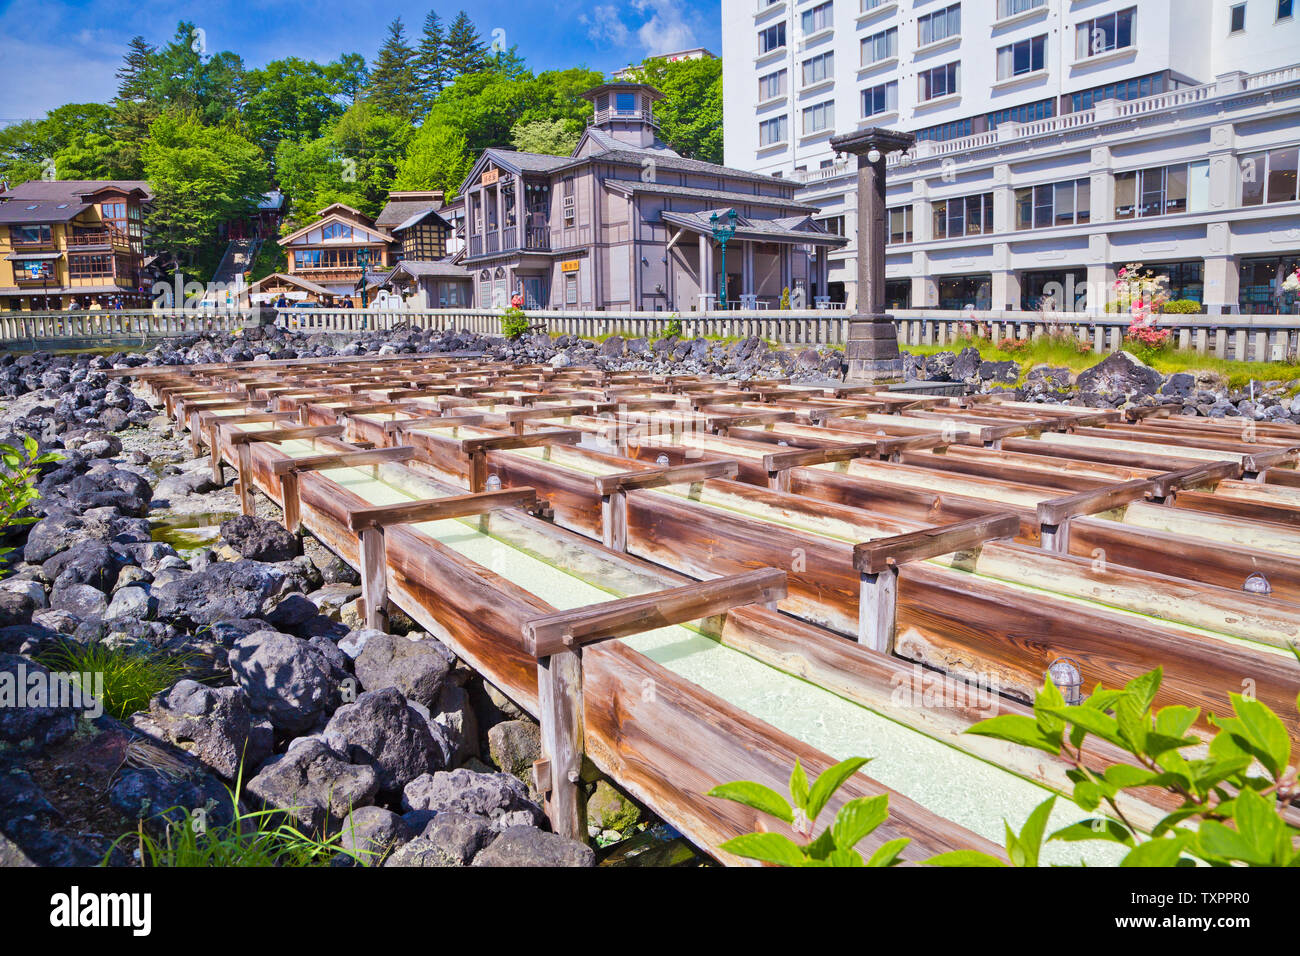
<box><xmin>2</xmin><ymin>307</ymin><xmax>1299</xmax><ymax>364</ymax></box>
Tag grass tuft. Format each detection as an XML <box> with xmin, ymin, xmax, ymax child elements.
<box><xmin>35</xmin><ymin>642</ymin><xmax>194</xmax><ymax>721</ymax></box>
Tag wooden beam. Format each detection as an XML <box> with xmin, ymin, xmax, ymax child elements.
<box><xmin>534</xmin><ymin>648</ymin><xmax>586</xmax><ymax>841</ymax></box>
<box><xmin>383</xmin><ymin>414</ymin><xmax>488</xmax><ymax>434</ymax></box>
<box><xmin>593</xmin><ymin>459</ymin><xmax>739</xmax><ymax>496</ymax></box>
<box><xmin>853</xmin><ymin>513</ymin><xmax>1022</xmax><ymax>575</ymax></box>
<box><xmin>270</xmin><ymin>446</ymin><xmax>416</xmax><ymax>476</ymax></box>
<box><xmin>1149</xmin><ymin>460</ymin><xmax>1242</xmax><ymax>501</ymax></box>
<box><xmin>227</xmin><ymin>424</ymin><xmax>346</xmax><ymax>445</ymax></box>
<box><xmin>346</xmin><ymin>487</ymin><xmax>538</xmax><ymax>532</ymax></box>
<box><xmin>521</xmin><ymin>568</ymin><xmax>787</xmax><ymax>657</ymax></box>
<box><xmin>1036</xmin><ymin>479</ymin><xmax>1158</xmax><ymax>554</ymax></box>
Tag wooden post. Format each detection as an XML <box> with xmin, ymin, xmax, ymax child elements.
<box><xmin>209</xmin><ymin>423</ymin><xmax>224</xmax><ymax>483</ymax></box>
<box><xmin>358</xmin><ymin>526</ymin><xmax>389</xmax><ymax>631</ymax></box>
<box><xmin>236</xmin><ymin>442</ymin><xmax>254</xmax><ymax>515</ymax></box>
<box><xmin>1040</xmin><ymin>522</ymin><xmax>1067</xmax><ymax>554</ymax></box>
<box><xmin>600</xmin><ymin>491</ymin><xmax>628</xmax><ymax>551</ymax></box>
<box><xmin>535</xmin><ymin>648</ymin><xmax>586</xmax><ymax>840</ymax></box>
<box><xmin>280</xmin><ymin>472</ymin><xmax>301</xmax><ymax>533</ymax></box>
<box><xmin>858</xmin><ymin>568</ymin><xmax>898</xmax><ymax>654</ymax></box>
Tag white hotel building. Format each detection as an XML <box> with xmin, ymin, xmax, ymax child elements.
<box><xmin>721</xmin><ymin>0</ymin><xmax>1300</xmax><ymax>315</ymax></box>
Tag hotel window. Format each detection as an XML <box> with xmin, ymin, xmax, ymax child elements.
<box><xmin>987</xmin><ymin>98</ymin><xmax>1055</xmax><ymax>129</ymax></box>
<box><xmin>860</xmin><ymin>27</ymin><xmax>897</xmax><ymax>66</ymax></box>
<box><xmin>918</xmin><ymin>4</ymin><xmax>961</xmax><ymax>46</ymax></box>
<box><xmin>1076</xmin><ymin>7</ymin><xmax>1135</xmax><ymax>59</ymax></box>
<box><xmin>931</xmin><ymin>193</ymin><xmax>994</xmax><ymax>239</ymax></box>
<box><xmin>564</xmin><ymin>272</ymin><xmax>579</xmax><ymax>306</ymax></box>
<box><xmin>998</xmin><ymin>0</ymin><xmax>1045</xmax><ymax>18</ymax></box>
<box><xmin>1240</xmin><ymin>148</ymin><xmax>1300</xmax><ymax>206</ymax></box>
<box><xmin>759</xmin><ymin>115</ymin><xmax>789</xmax><ymax>145</ymax></box>
<box><xmin>819</xmin><ymin>215</ymin><xmax>845</xmax><ymax>235</ymax></box>
<box><xmin>1115</xmin><ymin>163</ymin><xmax>1210</xmax><ymax>219</ymax></box>
<box><xmin>1014</xmin><ymin>179</ymin><xmax>1090</xmax><ymax>230</ymax></box>
<box><xmin>9</xmin><ymin>224</ymin><xmax>52</xmax><ymax>244</ymax></box>
<box><xmin>1068</xmin><ymin>73</ymin><xmax>1164</xmax><ymax>112</ymax></box>
<box><xmin>802</xmin><ymin>52</ymin><xmax>833</xmax><ymax>86</ymax></box>
<box><xmin>919</xmin><ymin>62</ymin><xmax>960</xmax><ymax>101</ymax></box>
<box><xmin>861</xmin><ymin>80</ymin><xmax>898</xmax><ymax>117</ymax></box>
<box><xmin>801</xmin><ymin>1</ymin><xmax>833</xmax><ymax>35</ymax></box>
<box><xmin>916</xmin><ymin>118</ymin><xmax>973</xmax><ymax>142</ymax></box>
<box><xmin>69</xmin><ymin>254</ymin><xmax>113</xmax><ymax>278</ymax></box>
<box><xmin>759</xmin><ymin>23</ymin><xmax>787</xmax><ymax>54</ymax></box>
<box><xmin>997</xmin><ymin>35</ymin><xmax>1045</xmax><ymax>79</ymax></box>
<box><xmin>759</xmin><ymin>69</ymin><xmax>787</xmax><ymax>100</ymax></box>
<box><xmin>1282</xmin><ymin>0</ymin><xmax>1295</xmax><ymax>20</ymax></box>
<box><xmin>321</xmin><ymin>222</ymin><xmax>353</xmax><ymax>241</ymax></box>
<box><xmin>860</xmin><ymin>0</ymin><xmax>887</xmax><ymax>10</ymax></box>
<box><xmin>802</xmin><ymin>100</ymin><xmax>835</xmax><ymax>135</ymax></box>
<box><xmin>562</xmin><ymin>177</ymin><xmax>576</xmax><ymax>226</ymax></box>
<box><xmin>887</xmin><ymin>206</ymin><xmax>913</xmax><ymax>245</ymax></box>
<box><xmin>1230</xmin><ymin>3</ymin><xmax>1247</xmax><ymax>31</ymax></box>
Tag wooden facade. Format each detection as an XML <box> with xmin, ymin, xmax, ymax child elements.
<box><xmin>0</xmin><ymin>180</ymin><xmax>151</xmax><ymax>312</ymax></box>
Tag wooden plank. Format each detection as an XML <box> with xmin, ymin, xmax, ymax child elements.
<box><xmin>859</xmin><ymin>569</ymin><xmax>898</xmax><ymax>654</ymax></box>
<box><xmin>227</xmin><ymin>424</ymin><xmax>346</xmax><ymax>445</ymax></box>
<box><xmin>347</xmin><ymin>487</ymin><xmax>538</xmax><ymax>531</ymax></box>
<box><xmin>853</xmin><ymin>513</ymin><xmax>1021</xmax><ymax>574</ymax></box>
<box><xmin>359</xmin><ymin>526</ymin><xmax>388</xmax><ymax>631</ymax></box>
<box><xmin>522</xmin><ymin>569</ymin><xmax>788</xmax><ymax>657</ymax></box>
<box><xmin>1036</xmin><ymin>478</ymin><xmax>1158</xmax><ymax>527</ymax></box>
<box><xmin>460</xmin><ymin>429</ymin><xmax>583</xmax><ymax>454</ymax></box>
<box><xmin>762</xmin><ymin>442</ymin><xmax>879</xmax><ymax>474</ymax></box>
<box><xmin>593</xmin><ymin>459</ymin><xmax>739</xmax><ymax>496</ymax></box>
<box><xmin>270</xmin><ymin>445</ymin><xmax>416</xmax><ymax>476</ymax></box>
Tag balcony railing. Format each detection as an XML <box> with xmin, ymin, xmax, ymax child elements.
<box><xmin>66</xmin><ymin>231</ymin><xmax>131</xmax><ymax>249</ymax></box>
<box><xmin>525</xmin><ymin>226</ymin><xmax>550</xmax><ymax>250</ymax></box>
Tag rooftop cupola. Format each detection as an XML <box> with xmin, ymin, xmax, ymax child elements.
<box><xmin>581</xmin><ymin>83</ymin><xmax>665</xmax><ymax>148</ymax></box>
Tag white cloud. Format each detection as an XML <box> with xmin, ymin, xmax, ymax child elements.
<box><xmin>631</xmin><ymin>0</ymin><xmax>698</xmax><ymax>55</ymax></box>
<box><xmin>579</xmin><ymin>5</ymin><xmax>632</xmax><ymax>48</ymax></box>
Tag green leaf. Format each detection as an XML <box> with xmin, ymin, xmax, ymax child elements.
<box><xmin>1051</xmin><ymin>705</ymin><xmax>1127</xmax><ymax>750</ymax></box>
<box><xmin>706</xmin><ymin>781</ymin><xmax>794</xmax><ymax>824</ymax></box>
<box><xmin>924</xmin><ymin>850</ymin><xmax>1008</xmax><ymax>867</ymax></box>
<box><xmin>1231</xmin><ymin>786</ymin><xmax>1287</xmax><ymax>865</ymax></box>
<box><xmin>1050</xmin><ymin>818</ymin><xmax>1136</xmax><ymax>847</ymax></box>
<box><xmin>830</xmin><ymin>794</ymin><xmax>890</xmax><ymax>851</ymax></box>
<box><xmin>1011</xmin><ymin>796</ymin><xmax>1056</xmax><ymax>869</ymax></box>
<box><xmin>717</xmin><ymin>832</ymin><xmax>809</xmax><ymax>867</ymax></box>
<box><xmin>804</xmin><ymin>756</ymin><xmax>871</xmax><ymax>822</ymax></box>
<box><xmin>789</xmin><ymin>759</ymin><xmax>810</xmax><ymax>813</ymax></box>
<box><xmin>864</xmin><ymin>837</ymin><xmax>910</xmax><ymax>868</ymax></box>
<box><xmin>1120</xmin><ymin>837</ymin><xmax>1188</xmax><ymax>867</ymax></box>
<box><xmin>804</xmin><ymin>826</ymin><xmax>837</xmax><ymax>861</ymax></box>
<box><xmin>1153</xmin><ymin>704</ymin><xmax>1200</xmax><ymax>741</ymax></box>
<box><xmin>824</xmin><ymin>847</ymin><xmax>865</xmax><ymax>867</ymax></box>
<box><xmin>1217</xmin><ymin>694</ymin><xmax>1291</xmax><ymax>780</ymax></box>
<box><xmin>1102</xmin><ymin>764</ymin><xmax>1162</xmax><ymax>789</ymax></box>
<box><xmin>1124</xmin><ymin>667</ymin><xmax>1163</xmax><ymax>712</ymax></box>
<box><xmin>966</xmin><ymin>714</ymin><xmax>1062</xmax><ymax>754</ymax></box>
<box><xmin>1195</xmin><ymin>821</ymin><xmax>1272</xmax><ymax>866</ymax></box>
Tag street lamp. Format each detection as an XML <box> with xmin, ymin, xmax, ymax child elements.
<box><xmin>357</xmin><ymin>247</ymin><xmax>370</xmax><ymax>309</ymax></box>
<box><xmin>709</xmin><ymin>208</ymin><xmax>738</xmax><ymax>310</ymax></box>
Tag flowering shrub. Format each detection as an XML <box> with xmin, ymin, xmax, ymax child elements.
<box><xmin>1113</xmin><ymin>263</ymin><xmax>1170</xmax><ymax>327</ymax></box>
<box><xmin>998</xmin><ymin>337</ymin><xmax>1031</xmax><ymax>355</ymax></box>
<box><xmin>1284</xmin><ymin>269</ymin><xmax>1300</xmax><ymax>296</ymax></box>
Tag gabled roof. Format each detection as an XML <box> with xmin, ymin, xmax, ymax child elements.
<box><xmin>383</xmin><ymin>259</ymin><xmax>472</xmax><ymax>282</ymax></box>
<box><xmin>279</xmin><ymin>208</ymin><xmax>394</xmax><ymax>246</ymax></box>
<box><xmin>391</xmin><ymin>206</ymin><xmax>452</xmax><ymax>233</ymax></box>
<box><xmin>0</xmin><ymin>200</ymin><xmax>90</xmax><ymax>224</ymax></box>
<box><xmin>375</xmin><ymin>192</ymin><xmax>445</xmax><ymax>229</ymax></box>
<box><xmin>247</xmin><ymin>272</ymin><xmax>335</xmax><ymax>296</ymax></box>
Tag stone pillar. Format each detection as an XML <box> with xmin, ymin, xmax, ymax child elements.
<box><xmin>831</xmin><ymin>127</ymin><xmax>916</xmax><ymax>382</ymax></box>
<box><xmin>1204</xmin><ymin>254</ymin><xmax>1239</xmax><ymax>316</ymax></box>
<box><xmin>698</xmin><ymin>234</ymin><xmax>711</xmax><ymax>295</ymax></box>
<box><xmin>991</xmin><ymin>270</ymin><xmax>1021</xmax><ymax>313</ymax></box>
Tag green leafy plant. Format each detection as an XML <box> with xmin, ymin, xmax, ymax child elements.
<box><xmin>500</xmin><ymin>306</ymin><xmax>530</xmax><ymax>340</ymax></box>
<box><xmin>780</xmin><ymin>287</ymin><xmax>791</xmax><ymax>310</ymax></box>
<box><xmin>36</xmin><ymin>642</ymin><xmax>194</xmax><ymax>721</ymax></box>
<box><xmin>706</xmin><ymin>757</ymin><xmax>910</xmax><ymax>866</ymax></box>
<box><xmin>110</xmin><ymin>763</ymin><xmax>372</xmax><ymax>867</ymax></box>
<box><xmin>1161</xmin><ymin>299</ymin><xmax>1202</xmax><ymax>315</ymax></box>
<box><xmin>967</xmin><ymin>662</ymin><xmax>1300</xmax><ymax>867</ymax></box>
<box><xmin>0</xmin><ymin>436</ymin><xmax>62</xmax><ymax>566</ymax></box>
<box><xmin>660</xmin><ymin>316</ymin><xmax>683</xmax><ymax>340</ymax></box>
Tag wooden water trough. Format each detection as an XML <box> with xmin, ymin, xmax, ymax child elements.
<box><xmin>120</xmin><ymin>356</ymin><xmax>1300</xmax><ymax>862</ymax></box>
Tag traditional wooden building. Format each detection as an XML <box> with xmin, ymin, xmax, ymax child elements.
<box><xmin>0</xmin><ymin>180</ymin><xmax>152</xmax><ymax>312</ymax></box>
<box><xmin>458</xmin><ymin>82</ymin><xmax>846</xmax><ymax>311</ymax></box>
<box><xmin>277</xmin><ymin>203</ymin><xmax>395</xmax><ymax>302</ymax></box>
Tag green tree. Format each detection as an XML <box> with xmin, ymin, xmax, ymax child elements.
<box><xmin>0</xmin><ymin>103</ymin><xmax>117</xmax><ymax>185</ymax></box>
<box><xmin>622</xmin><ymin>56</ymin><xmax>722</xmax><ymax>163</ymax></box>
<box><xmin>244</xmin><ymin>58</ymin><xmax>347</xmax><ymax>156</ymax></box>
<box><xmin>416</xmin><ymin>9</ymin><xmax>448</xmax><ymax>110</ymax></box>
<box><xmin>329</xmin><ymin>53</ymin><xmax>370</xmax><ymax>104</ymax></box>
<box><xmin>143</xmin><ymin>22</ymin><xmax>247</xmax><ymax>124</ymax></box>
<box><xmin>393</xmin><ymin>123</ymin><xmax>474</xmax><ymax>199</ymax></box>
<box><xmin>142</xmin><ymin>112</ymin><xmax>270</xmax><ymax>268</ymax></box>
<box><xmin>509</xmin><ymin>118</ymin><xmax>578</xmax><ymax>156</ymax></box>
<box><xmin>443</xmin><ymin>11</ymin><xmax>487</xmax><ymax>82</ymax></box>
<box><xmin>366</xmin><ymin>18</ymin><xmax>422</xmax><ymax>121</ymax></box>
<box><xmin>115</xmin><ymin>36</ymin><xmax>156</xmax><ymax>103</ymax></box>
<box><xmin>276</xmin><ymin>102</ymin><xmax>410</xmax><ymax>221</ymax></box>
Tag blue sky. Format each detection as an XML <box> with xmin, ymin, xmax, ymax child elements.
<box><xmin>0</xmin><ymin>0</ymin><xmax>722</xmax><ymax>120</ymax></box>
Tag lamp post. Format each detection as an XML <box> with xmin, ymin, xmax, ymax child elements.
<box><xmin>709</xmin><ymin>208</ymin><xmax>738</xmax><ymax>310</ymax></box>
<box><xmin>357</xmin><ymin>247</ymin><xmax>370</xmax><ymax>310</ymax></box>
<box><xmin>828</xmin><ymin>127</ymin><xmax>916</xmax><ymax>383</ymax></box>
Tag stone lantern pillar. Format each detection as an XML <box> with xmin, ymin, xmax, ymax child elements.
<box><xmin>829</xmin><ymin>127</ymin><xmax>916</xmax><ymax>383</ymax></box>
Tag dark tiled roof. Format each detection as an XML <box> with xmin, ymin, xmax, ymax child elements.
<box><xmin>483</xmin><ymin>149</ymin><xmax>572</xmax><ymax>173</ymax></box>
<box><xmin>0</xmin><ymin>180</ymin><xmax>153</xmax><ymax>202</ymax></box>
<box><xmin>559</xmin><ymin>148</ymin><xmax>788</xmax><ymax>188</ymax></box>
<box><xmin>387</xmin><ymin>260</ymin><xmax>472</xmax><ymax>280</ymax></box>
<box><xmin>375</xmin><ymin>198</ymin><xmax>444</xmax><ymax>229</ymax></box>
<box><xmin>0</xmin><ymin>199</ymin><xmax>90</xmax><ymax>224</ymax></box>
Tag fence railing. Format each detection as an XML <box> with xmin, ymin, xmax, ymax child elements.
<box><xmin>3</xmin><ymin>306</ymin><xmax>1300</xmax><ymax>363</ymax></box>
